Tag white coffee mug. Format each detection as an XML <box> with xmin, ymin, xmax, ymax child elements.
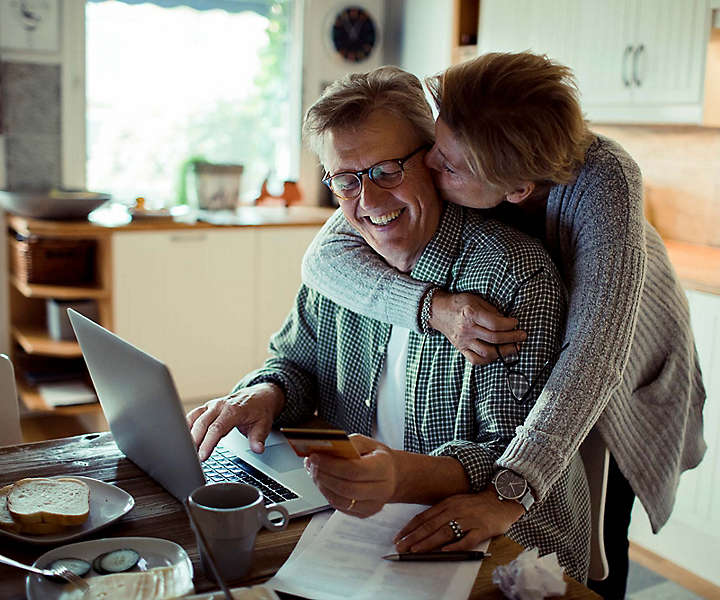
<box><xmin>188</xmin><ymin>482</ymin><xmax>289</xmax><ymax>581</ymax></box>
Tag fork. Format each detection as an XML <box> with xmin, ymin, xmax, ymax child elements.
<box><xmin>0</xmin><ymin>553</ymin><xmax>90</xmax><ymax>593</ymax></box>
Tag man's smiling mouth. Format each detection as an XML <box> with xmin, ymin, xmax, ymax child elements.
<box><xmin>367</xmin><ymin>208</ymin><xmax>404</xmax><ymax>225</ymax></box>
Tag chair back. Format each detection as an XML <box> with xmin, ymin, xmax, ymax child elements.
<box><xmin>0</xmin><ymin>354</ymin><xmax>21</xmax><ymax>447</ymax></box>
<box><xmin>579</xmin><ymin>426</ymin><xmax>610</xmax><ymax>581</ymax></box>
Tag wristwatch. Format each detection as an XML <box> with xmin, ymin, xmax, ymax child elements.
<box><xmin>492</xmin><ymin>469</ymin><xmax>535</xmax><ymax>512</ymax></box>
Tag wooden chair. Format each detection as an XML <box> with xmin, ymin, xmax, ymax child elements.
<box><xmin>0</xmin><ymin>354</ymin><xmax>22</xmax><ymax>447</ymax></box>
<box><xmin>579</xmin><ymin>426</ymin><xmax>610</xmax><ymax>581</ymax></box>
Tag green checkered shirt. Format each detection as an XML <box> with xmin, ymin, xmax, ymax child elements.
<box><xmin>237</xmin><ymin>203</ymin><xmax>566</xmax><ymax>493</ymax></box>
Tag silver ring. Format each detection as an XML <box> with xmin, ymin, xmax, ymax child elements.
<box><xmin>448</xmin><ymin>519</ymin><xmax>464</xmax><ymax>539</ymax></box>
<box><xmin>348</xmin><ymin>498</ymin><xmax>357</xmax><ymax>511</ymax></box>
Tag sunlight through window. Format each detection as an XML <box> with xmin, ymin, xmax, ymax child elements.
<box><xmin>86</xmin><ymin>0</ymin><xmax>295</xmax><ymax>207</ymax></box>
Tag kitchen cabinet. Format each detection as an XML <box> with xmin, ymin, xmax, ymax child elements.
<box><xmin>254</xmin><ymin>226</ymin><xmax>319</xmax><ymax>366</ymax></box>
<box><xmin>111</xmin><ymin>223</ymin><xmax>327</xmax><ymax>405</ymax></box>
<box><xmin>628</xmin><ymin>288</ymin><xmax>720</xmax><ymax>587</ymax></box>
<box><xmin>476</xmin><ymin>0</ymin><xmax>712</xmax><ymax>124</ymax></box>
<box><xmin>6</xmin><ymin>208</ymin><xmax>334</xmax><ymax>429</ymax></box>
<box><xmin>112</xmin><ymin>229</ymin><xmax>257</xmax><ymax>402</ymax></box>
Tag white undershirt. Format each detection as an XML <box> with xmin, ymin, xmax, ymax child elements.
<box><xmin>372</xmin><ymin>326</ymin><xmax>410</xmax><ymax>450</ymax></box>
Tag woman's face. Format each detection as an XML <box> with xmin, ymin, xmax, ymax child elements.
<box><xmin>424</xmin><ymin>118</ymin><xmax>506</xmax><ymax>209</ymax></box>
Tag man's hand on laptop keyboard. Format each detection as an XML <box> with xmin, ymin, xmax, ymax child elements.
<box><xmin>186</xmin><ymin>383</ymin><xmax>286</xmax><ymax>461</ymax></box>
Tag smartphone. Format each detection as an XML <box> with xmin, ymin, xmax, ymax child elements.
<box><xmin>281</xmin><ymin>427</ymin><xmax>360</xmax><ymax>459</ymax></box>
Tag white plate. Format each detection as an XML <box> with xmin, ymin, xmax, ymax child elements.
<box><xmin>0</xmin><ymin>476</ymin><xmax>134</xmax><ymax>545</ymax></box>
<box><xmin>26</xmin><ymin>536</ymin><xmax>194</xmax><ymax>600</ymax></box>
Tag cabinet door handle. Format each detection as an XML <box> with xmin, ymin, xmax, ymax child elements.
<box><xmin>622</xmin><ymin>45</ymin><xmax>633</xmax><ymax>87</ymax></box>
<box><xmin>632</xmin><ymin>44</ymin><xmax>645</xmax><ymax>87</ymax></box>
<box><xmin>169</xmin><ymin>233</ymin><xmax>207</xmax><ymax>243</ymax></box>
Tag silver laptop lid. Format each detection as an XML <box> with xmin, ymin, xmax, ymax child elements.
<box><xmin>68</xmin><ymin>309</ymin><xmax>205</xmax><ymax>501</ymax></box>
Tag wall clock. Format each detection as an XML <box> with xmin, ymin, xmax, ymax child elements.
<box><xmin>330</xmin><ymin>6</ymin><xmax>378</xmax><ymax>63</ymax></box>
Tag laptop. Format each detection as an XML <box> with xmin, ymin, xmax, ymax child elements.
<box><xmin>68</xmin><ymin>309</ymin><xmax>329</xmax><ymax>518</ymax></box>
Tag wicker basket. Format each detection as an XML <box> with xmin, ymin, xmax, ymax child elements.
<box><xmin>10</xmin><ymin>234</ymin><xmax>95</xmax><ymax>285</ymax></box>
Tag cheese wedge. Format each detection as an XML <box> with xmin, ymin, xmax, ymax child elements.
<box><xmin>58</xmin><ymin>566</ymin><xmax>194</xmax><ymax>600</ymax></box>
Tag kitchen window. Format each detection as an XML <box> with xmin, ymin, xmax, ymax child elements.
<box><xmin>84</xmin><ymin>0</ymin><xmax>300</xmax><ymax>206</ymax></box>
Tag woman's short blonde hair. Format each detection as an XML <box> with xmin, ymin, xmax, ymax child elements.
<box><xmin>427</xmin><ymin>52</ymin><xmax>593</xmax><ymax>188</ymax></box>
<box><xmin>303</xmin><ymin>66</ymin><xmax>435</xmax><ymax>157</ymax></box>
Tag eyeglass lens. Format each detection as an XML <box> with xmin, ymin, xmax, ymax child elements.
<box><xmin>507</xmin><ymin>371</ymin><xmax>530</xmax><ymax>401</ymax></box>
<box><xmin>328</xmin><ymin>160</ymin><xmax>404</xmax><ymax>199</ymax></box>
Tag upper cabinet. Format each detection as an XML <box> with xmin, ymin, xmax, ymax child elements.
<box><xmin>477</xmin><ymin>0</ymin><xmax>714</xmax><ymax>124</ymax></box>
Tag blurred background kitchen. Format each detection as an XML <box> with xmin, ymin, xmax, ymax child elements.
<box><xmin>0</xmin><ymin>1</ymin><xmax>719</xmax><ymax>597</ymax></box>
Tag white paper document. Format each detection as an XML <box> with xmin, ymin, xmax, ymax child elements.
<box><xmin>270</xmin><ymin>504</ymin><xmax>489</xmax><ymax>600</ymax></box>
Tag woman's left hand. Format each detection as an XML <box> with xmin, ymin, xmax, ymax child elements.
<box><xmin>393</xmin><ymin>488</ymin><xmax>525</xmax><ymax>552</ymax></box>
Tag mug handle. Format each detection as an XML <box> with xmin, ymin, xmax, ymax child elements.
<box><xmin>262</xmin><ymin>503</ymin><xmax>289</xmax><ymax>531</ymax></box>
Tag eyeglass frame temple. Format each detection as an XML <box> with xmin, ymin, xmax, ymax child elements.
<box><xmin>516</xmin><ymin>341</ymin><xmax>570</xmax><ymax>404</ymax></box>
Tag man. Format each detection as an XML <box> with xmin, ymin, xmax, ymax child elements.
<box><xmin>188</xmin><ymin>67</ymin><xmax>590</xmax><ymax>581</ymax></box>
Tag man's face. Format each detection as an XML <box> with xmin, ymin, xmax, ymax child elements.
<box><xmin>424</xmin><ymin>118</ymin><xmax>506</xmax><ymax>209</ymax></box>
<box><xmin>321</xmin><ymin>110</ymin><xmax>441</xmax><ymax>273</ymax></box>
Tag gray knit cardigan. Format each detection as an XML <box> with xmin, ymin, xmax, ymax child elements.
<box><xmin>301</xmin><ymin>135</ymin><xmax>706</xmax><ymax>532</ymax></box>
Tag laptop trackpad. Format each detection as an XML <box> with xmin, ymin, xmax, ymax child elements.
<box><xmin>249</xmin><ymin>444</ymin><xmax>301</xmax><ymax>473</ymax></box>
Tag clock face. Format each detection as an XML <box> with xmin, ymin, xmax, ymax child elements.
<box><xmin>331</xmin><ymin>6</ymin><xmax>377</xmax><ymax>63</ymax></box>
<box><xmin>495</xmin><ymin>470</ymin><xmax>527</xmax><ymax>500</ymax></box>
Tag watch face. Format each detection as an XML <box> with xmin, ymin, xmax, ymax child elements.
<box><xmin>331</xmin><ymin>6</ymin><xmax>377</xmax><ymax>63</ymax></box>
<box><xmin>495</xmin><ymin>470</ymin><xmax>527</xmax><ymax>500</ymax></box>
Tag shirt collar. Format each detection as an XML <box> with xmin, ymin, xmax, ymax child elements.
<box><xmin>410</xmin><ymin>202</ymin><xmax>465</xmax><ymax>287</ymax></box>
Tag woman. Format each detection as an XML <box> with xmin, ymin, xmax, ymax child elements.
<box><xmin>301</xmin><ymin>53</ymin><xmax>706</xmax><ymax>598</ymax></box>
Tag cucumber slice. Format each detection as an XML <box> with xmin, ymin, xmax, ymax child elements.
<box><xmin>92</xmin><ymin>553</ymin><xmax>105</xmax><ymax>574</ymax></box>
<box><xmin>45</xmin><ymin>557</ymin><xmax>91</xmax><ymax>582</ymax></box>
<box><xmin>93</xmin><ymin>548</ymin><xmax>141</xmax><ymax>574</ymax></box>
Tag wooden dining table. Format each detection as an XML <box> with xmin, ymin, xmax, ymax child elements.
<box><xmin>0</xmin><ymin>433</ymin><xmax>600</xmax><ymax>599</ymax></box>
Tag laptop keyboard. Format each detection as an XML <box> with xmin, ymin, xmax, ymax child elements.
<box><xmin>202</xmin><ymin>445</ymin><xmax>299</xmax><ymax>505</ymax></box>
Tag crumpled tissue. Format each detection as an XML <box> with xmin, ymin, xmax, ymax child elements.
<box><xmin>492</xmin><ymin>547</ymin><xmax>567</xmax><ymax>600</ymax></box>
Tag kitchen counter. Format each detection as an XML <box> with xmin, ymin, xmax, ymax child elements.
<box><xmin>7</xmin><ymin>205</ymin><xmax>337</xmax><ymax>237</ymax></box>
<box><xmin>8</xmin><ymin>207</ymin><xmax>717</xmax><ymax>295</ymax></box>
<box><xmin>664</xmin><ymin>239</ymin><xmax>720</xmax><ymax>296</ymax></box>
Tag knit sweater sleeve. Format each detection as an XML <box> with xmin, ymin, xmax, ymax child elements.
<box><xmin>301</xmin><ymin>208</ymin><xmax>432</xmax><ymax>332</ymax></box>
<box><xmin>497</xmin><ymin>141</ymin><xmax>648</xmax><ymax>502</ymax></box>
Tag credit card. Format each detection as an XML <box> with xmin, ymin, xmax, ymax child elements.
<box><xmin>281</xmin><ymin>427</ymin><xmax>360</xmax><ymax>458</ymax></box>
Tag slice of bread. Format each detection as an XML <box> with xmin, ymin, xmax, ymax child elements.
<box><xmin>8</xmin><ymin>477</ymin><xmax>90</xmax><ymax>527</ymax></box>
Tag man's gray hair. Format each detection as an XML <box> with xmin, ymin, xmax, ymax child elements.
<box><xmin>302</xmin><ymin>66</ymin><xmax>435</xmax><ymax>157</ymax></box>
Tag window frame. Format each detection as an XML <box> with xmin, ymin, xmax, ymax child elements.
<box><xmin>62</xmin><ymin>0</ymin><xmax>303</xmax><ymax>194</ymax></box>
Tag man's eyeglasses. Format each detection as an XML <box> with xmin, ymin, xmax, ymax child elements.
<box><xmin>322</xmin><ymin>144</ymin><xmax>429</xmax><ymax>201</ymax></box>
<box><xmin>495</xmin><ymin>342</ymin><xmax>570</xmax><ymax>404</ymax></box>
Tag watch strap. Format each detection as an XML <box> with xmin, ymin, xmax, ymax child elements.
<box><xmin>518</xmin><ymin>488</ymin><xmax>535</xmax><ymax>511</ymax></box>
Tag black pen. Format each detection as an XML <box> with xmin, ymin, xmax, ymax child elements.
<box><xmin>382</xmin><ymin>551</ymin><xmax>491</xmax><ymax>562</ymax></box>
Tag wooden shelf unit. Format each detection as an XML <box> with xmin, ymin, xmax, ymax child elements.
<box><xmin>16</xmin><ymin>378</ymin><xmax>99</xmax><ymax>416</ymax></box>
<box><xmin>11</xmin><ymin>275</ymin><xmax>109</xmax><ymax>300</ymax></box>
<box><xmin>452</xmin><ymin>0</ymin><xmax>480</xmax><ymax>64</ymax></box>
<box><xmin>7</xmin><ymin>215</ymin><xmax>113</xmax><ymax>419</ymax></box>
<box><xmin>11</xmin><ymin>324</ymin><xmax>83</xmax><ymax>358</ymax></box>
